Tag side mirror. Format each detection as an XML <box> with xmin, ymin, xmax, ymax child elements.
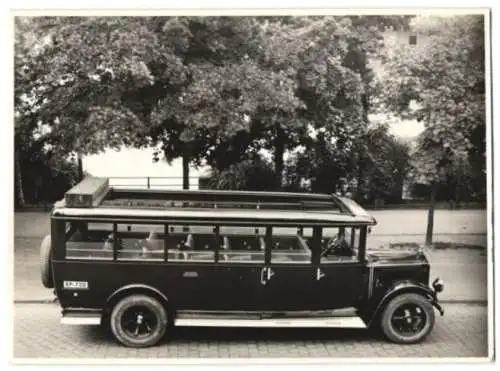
<box><xmin>368</xmin><ymin>227</ymin><xmax>372</xmax><ymax>234</ymax></box>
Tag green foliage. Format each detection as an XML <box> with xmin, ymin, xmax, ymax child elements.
<box><xmin>380</xmin><ymin>14</ymin><xmax>486</xmax><ymax>186</ymax></box>
<box><xmin>15</xmin><ymin>16</ymin><xmax>157</xmax><ymax>158</ymax></box>
<box><xmin>283</xmin><ymin>122</ymin><xmax>411</xmax><ymax>202</ymax></box>
<box><xmin>15</xmin><ymin>15</ymin><xmax>419</xmax><ymax>203</ymax></box>
<box><xmin>204</xmin><ymin>155</ymin><xmax>276</xmax><ymax>191</ymax></box>
<box><xmin>15</xmin><ymin>141</ymin><xmax>80</xmax><ymax>205</ymax></box>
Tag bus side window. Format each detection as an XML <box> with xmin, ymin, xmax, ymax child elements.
<box><xmin>117</xmin><ymin>223</ymin><xmax>164</xmax><ymax>261</ymax></box>
<box><xmin>270</xmin><ymin>232</ymin><xmax>313</xmax><ymax>264</ymax></box>
<box><xmin>218</xmin><ymin>227</ymin><xmax>266</xmax><ymax>264</ymax></box>
<box><xmin>319</xmin><ymin>227</ymin><xmax>359</xmax><ymax>263</ymax></box>
<box><xmin>167</xmin><ymin>226</ymin><xmax>217</xmax><ymax>262</ymax></box>
<box><xmin>65</xmin><ymin>222</ymin><xmax>114</xmax><ymax>261</ymax></box>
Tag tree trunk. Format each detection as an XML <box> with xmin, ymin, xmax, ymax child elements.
<box><xmin>425</xmin><ymin>183</ymin><xmax>437</xmax><ymax>246</ymax></box>
<box><xmin>274</xmin><ymin>125</ymin><xmax>285</xmax><ymax>190</ymax></box>
<box><xmin>181</xmin><ymin>147</ymin><xmax>191</xmax><ymax>232</ymax></box>
<box><xmin>455</xmin><ymin>161</ymin><xmax>462</xmax><ymax>208</ymax></box>
<box><xmin>361</xmin><ymin>93</ymin><xmax>369</xmax><ymax>123</ymax></box>
<box><xmin>77</xmin><ymin>152</ymin><xmax>84</xmax><ymax>181</ymax></box>
<box><xmin>356</xmin><ymin>167</ymin><xmax>363</xmax><ymax>200</ymax></box>
<box><xmin>355</xmin><ymin>149</ymin><xmax>364</xmax><ymax>201</ymax></box>
<box><xmin>182</xmin><ymin>152</ymin><xmax>190</xmax><ymax>190</ymax></box>
<box><xmin>15</xmin><ymin>149</ymin><xmax>25</xmax><ymax>207</ymax></box>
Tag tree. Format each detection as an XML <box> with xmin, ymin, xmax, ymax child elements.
<box><xmin>357</xmin><ymin>124</ymin><xmax>411</xmax><ymax>204</ymax></box>
<box><xmin>149</xmin><ymin>57</ymin><xmax>302</xmax><ymax>187</ymax></box>
<box><xmin>205</xmin><ymin>153</ymin><xmax>276</xmax><ymax>191</ymax></box>
<box><xmin>248</xmin><ymin>16</ymin><xmax>414</xmax><ymax>190</ymax></box>
<box><xmin>27</xmin><ymin>16</ymin><xmax>299</xmax><ymax>189</ymax></box>
<box><xmin>380</xmin><ymin>14</ymin><xmax>486</xmax><ymax>245</ymax></box>
<box><xmin>282</xmin><ymin>121</ymin><xmax>411</xmax><ymax>204</ymax></box>
<box><xmin>14</xmin><ymin>16</ymin><xmax>160</xmax><ymax>185</ymax></box>
<box><xmin>248</xmin><ymin>16</ymin><xmax>367</xmax><ymax>189</ymax></box>
<box><xmin>17</xmin><ymin>15</ymin><xmax>422</xmax><ymax>198</ymax></box>
<box><xmin>14</xmin><ymin>16</ymin><xmax>41</xmax><ymax>206</ymax></box>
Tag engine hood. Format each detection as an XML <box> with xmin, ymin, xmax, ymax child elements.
<box><xmin>366</xmin><ymin>246</ymin><xmax>428</xmax><ymax>264</ymax></box>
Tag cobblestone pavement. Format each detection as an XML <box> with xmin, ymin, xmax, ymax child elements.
<box><xmin>13</xmin><ymin>303</ymin><xmax>490</xmax><ymax>360</ymax></box>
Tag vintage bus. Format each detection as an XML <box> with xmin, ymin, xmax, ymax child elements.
<box><xmin>40</xmin><ymin>177</ymin><xmax>444</xmax><ymax>348</ymax></box>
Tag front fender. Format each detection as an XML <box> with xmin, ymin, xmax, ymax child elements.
<box><xmin>364</xmin><ymin>280</ymin><xmax>444</xmax><ymax>326</ymax></box>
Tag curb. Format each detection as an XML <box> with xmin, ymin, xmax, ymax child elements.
<box><xmin>14</xmin><ymin>298</ymin><xmax>58</xmax><ymax>304</ymax></box>
<box><xmin>438</xmin><ymin>300</ymin><xmax>488</xmax><ymax>305</ymax></box>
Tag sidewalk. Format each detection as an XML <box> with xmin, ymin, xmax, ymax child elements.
<box><xmin>13</xmin><ymin>211</ymin><xmax>489</xmax><ymax>303</ymax></box>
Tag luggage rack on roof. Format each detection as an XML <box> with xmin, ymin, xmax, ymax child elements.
<box><xmin>98</xmin><ymin>198</ymin><xmax>343</xmax><ymax>212</ymax></box>
<box><xmin>60</xmin><ymin>176</ymin><xmax>351</xmax><ymax>214</ymax></box>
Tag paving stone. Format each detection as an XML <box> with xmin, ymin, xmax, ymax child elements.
<box><xmin>13</xmin><ymin>303</ymin><xmax>490</xmax><ymax>360</ymax></box>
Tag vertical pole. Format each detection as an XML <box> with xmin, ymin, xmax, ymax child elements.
<box><xmin>312</xmin><ymin>226</ymin><xmax>322</xmax><ymax>265</ymax></box>
<box><xmin>164</xmin><ymin>224</ymin><xmax>168</xmax><ymax>262</ymax></box>
<box><xmin>147</xmin><ymin>177</ymin><xmax>150</xmax><ymax>189</ymax></box>
<box><xmin>265</xmin><ymin>226</ymin><xmax>273</xmax><ymax>265</ymax></box>
<box><xmin>214</xmin><ymin>226</ymin><xmax>220</xmax><ymax>263</ymax></box>
<box><xmin>425</xmin><ymin>183</ymin><xmax>437</xmax><ymax>246</ymax></box>
<box><xmin>358</xmin><ymin>226</ymin><xmax>367</xmax><ymax>262</ymax></box>
<box><xmin>112</xmin><ymin>223</ymin><xmax>118</xmax><ymax>261</ymax></box>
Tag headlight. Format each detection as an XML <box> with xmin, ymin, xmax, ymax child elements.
<box><xmin>432</xmin><ymin>278</ymin><xmax>444</xmax><ymax>293</ymax></box>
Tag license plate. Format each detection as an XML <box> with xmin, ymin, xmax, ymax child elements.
<box><xmin>63</xmin><ymin>281</ymin><xmax>89</xmax><ymax>290</ymax></box>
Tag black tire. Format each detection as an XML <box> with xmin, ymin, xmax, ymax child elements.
<box><xmin>110</xmin><ymin>295</ymin><xmax>168</xmax><ymax>348</ymax></box>
<box><xmin>40</xmin><ymin>235</ymin><xmax>53</xmax><ymax>289</ymax></box>
<box><xmin>380</xmin><ymin>293</ymin><xmax>435</xmax><ymax>344</ymax></box>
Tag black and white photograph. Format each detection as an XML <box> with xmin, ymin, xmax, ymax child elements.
<box><xmin>7</xmin><ymin>2</ymin><xmax>494</xmax><ymax>366</ymax></box>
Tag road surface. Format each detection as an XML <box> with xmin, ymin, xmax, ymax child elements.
<box><xmin>13</xmin><ymin>302</ymin><xmax>490</xmax><ymax>360</ymax></box>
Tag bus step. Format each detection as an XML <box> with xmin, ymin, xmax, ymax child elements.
<box><xmin>174</xmin><ymin>316</ymin><xmax>367</xmax><ymax>329</ymax></box>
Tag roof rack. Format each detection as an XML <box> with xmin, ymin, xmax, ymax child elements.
<box><xmin>61</xmin><ymin>176</ymin><xmax>351</xmax><ymax>214</ymax></box>
<box><xmin>57</xmin><ymin>177</ymin><xmax>377</xmax><ymax>225</ymax></box>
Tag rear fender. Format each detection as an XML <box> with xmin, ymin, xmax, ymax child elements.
<box><xmin>105</xmin><ymin>284</ymin><xmax>170</xmax><ymax>314</ymax></box>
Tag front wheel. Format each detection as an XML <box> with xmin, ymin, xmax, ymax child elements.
<box><xmin>380</xmin><ymin>293</ymin><xmax>435</xmax><ymax>344</ymax></box>
<box><xmin>110</xmin><ymin>295</ymin><xmax>168</xmax><ymax>348</ymax></box>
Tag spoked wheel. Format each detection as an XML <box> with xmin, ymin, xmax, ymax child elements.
<box><xmin>380</xmin><ymin>293</ymin><xmax>435</xmax><ymax>344</ymax></box>
<box><xmin>110</xmin><ymin>295</ymin><xmax>168</xmax><ymax>348</ymax></box>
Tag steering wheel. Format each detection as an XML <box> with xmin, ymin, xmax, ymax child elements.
<box><xmin>321</xmin><ymin>236</ymin><xmax>342</xmax><ymax>257</ymax></box>
<box><xmin>322</xmin><ymin>235</ymin><xmax>354</xmax><ymax>257</ymax></box>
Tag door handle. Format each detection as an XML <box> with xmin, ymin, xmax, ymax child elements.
<box><xmin>267</xmin><ymin>267</ymin><xmax>274</xmax><ymax>281</ymax></box>
<box><xmin>316</xmin><ymin>267</ymin><xmax>325</xmax><ymax>281</ymax></box>
<box><xmin>260</xmin><ymin>267</ymin><xmax>267</xmax><ymax>286</ymax></box>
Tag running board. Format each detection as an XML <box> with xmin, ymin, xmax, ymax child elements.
<box><xmin>174</xmin><ymin>316</ymin><xmax>367</xmax><ymax>329</ymax></box>
<box><xmin>61</xmin><ymin>312</ymin><xmax>102</xmax><ymax>326</ymax></box>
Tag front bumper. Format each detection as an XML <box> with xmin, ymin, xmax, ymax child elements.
<box><xmin>431</xmin><ymin>298</ymin><xmax>444</xmax><ymax>316</ymax></box>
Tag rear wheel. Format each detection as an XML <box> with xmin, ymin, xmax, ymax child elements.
<box><xmin>380</xmin><ymin>293</ymin><xmax>435</xmax><ymax>344</ymax></box>
<box><xmin>110</xmin><ymin>295</ymin><xmax>168</xmax><ymax>348</ymax></box>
